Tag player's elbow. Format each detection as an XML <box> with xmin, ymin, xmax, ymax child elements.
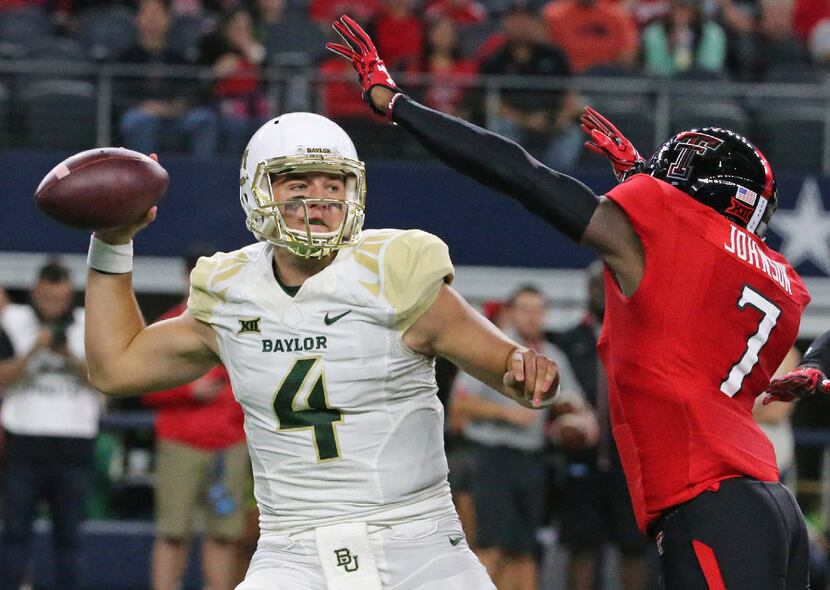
<box><xmin>87</xmin><ymin>367</ymin><xmax>139</xmax><ymax>397</ymax></box>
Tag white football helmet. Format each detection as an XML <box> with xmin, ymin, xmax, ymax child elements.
<box><xmin>239</xmin><ymin>113</ymin><xmax>366</xmax><ymax>258</ymax></box>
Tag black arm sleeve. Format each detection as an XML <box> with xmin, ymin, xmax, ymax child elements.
<box><xmin>392</xmin><ymin>95</ymin><xmax>600</xmax><ymax>242</ymax></box>
<box><xmin>801</xmin><ymin>330</ymin><xmax>830</xmax><ymax>374</ymax></box>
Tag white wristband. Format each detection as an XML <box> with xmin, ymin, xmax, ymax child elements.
<box><xmin>539</xmin><ymin>382</ymin><xmax>562</xmax><ymax>408</ymax></box>
<box><xmin>87</xmin><ymin>236</ymin><xmax>133</xmax><ymax>274</ymax></box>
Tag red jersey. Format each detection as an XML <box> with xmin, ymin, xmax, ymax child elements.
<box><xmin>142</xmin><ymin>304</ymin><xmax>245</xmax><ymax>451</ymax></box>
<box><xmin>598</xmin><ymin>174</ymin><xmax>810</xmax><ymax>532</ymax></box>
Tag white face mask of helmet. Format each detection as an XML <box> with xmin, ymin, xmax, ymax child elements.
<box><xmin>239</xmin><ymin>113</ymin><xmax>366</xmax><ymax>259</ymax></box>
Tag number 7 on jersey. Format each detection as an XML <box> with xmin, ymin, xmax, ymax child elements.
<box><xmin>720</xmin><ymin>285</ymin><xmax>781</xmax><ymax>397</ymax></box>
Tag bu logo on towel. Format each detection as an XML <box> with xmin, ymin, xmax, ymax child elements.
<box><xmin>334</xmin><ymin>548</ymin><xmax>359</xmax><ymax>572</ymax></box>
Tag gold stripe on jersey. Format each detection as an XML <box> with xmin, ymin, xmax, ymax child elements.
<box><xmin>188</xmin><ymin>250</ymin><xmax>250</xmax><ymax>324</ymax></box>
<box><xmin>213</xmin><ymin>253</ymin><xmax>249</xmax><ymax>286</ymax></box>
<box><xmin>354</xmin><ymin>231</ymin><xmax>394</xmax><ymax>298</ymax></box>
<box><xmin>381</xmin><ymin>230</ymin><xmax>454</xmax><ymax>332</ymax></box>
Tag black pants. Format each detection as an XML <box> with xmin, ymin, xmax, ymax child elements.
<box><xmin>0</xmin><ymin>431</ymin><xmax>94</xmax><ymax>590</ymax></box>
<box><xmin>651</xmin><ymin>477</ymin><xmax>809</xmax><ymax>590</ymax></box>
<box><xmin>470</xmin><ymin>443</ymin><xmax>545</xmax><ymax>555</ymax></box>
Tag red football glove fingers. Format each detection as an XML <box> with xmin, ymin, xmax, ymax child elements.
<box><xmin>763</xmin><ymin>367</ymin><xmax>830</xmax><ymax>405</ymax></box>
<box><xmin>581</xmin><ymin>106</ymin><xmax>627</xmax><ymax>143</ymax></box>
<box><xmin>579</xmin><ymin>106</ymin><xmax>643</xmax><ymax>182</ymax></box>
<box><xmin>332</xmin><ymin>16</ymin><xmax>371</xmax><ymax>56</ymax></box>
<box><xmin>326</xmin><ymin>15</ymin><xmax>400</xmax><ymax>117</ymax></box>
<box><xmin>325</xmin><ymin>42</ymin><xmax>358</xmax><ymax>63</ymax></box>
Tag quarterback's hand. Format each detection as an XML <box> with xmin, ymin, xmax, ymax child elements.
<box><xmin>93</xmin><ymin>153</ymin><xmax>159</xmax><ymax>245</ymax></box>
<box><xmin>580</xmin><ymin>106</ymin><xmax>644</xmax><ymax>182</ymax></box>
<box><xmin>503</xmin><ymin>348</ymin><xmax>560</xmax><ymax>409</ymax></box>
<box><xmin>763</xmin><ymin>367</ymin><xmax>830</xmax><ymax>405</ymax></box>
<box><xmin>326</xmin><ymin>15</ymin><xmax>401</xmax><ymax>117</ymax></box>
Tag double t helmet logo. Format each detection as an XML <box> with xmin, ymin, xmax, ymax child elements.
<box><xmin>666</xmin><ymin>132</ymin><xmax>724</xmax><ymax>182</ymax></box>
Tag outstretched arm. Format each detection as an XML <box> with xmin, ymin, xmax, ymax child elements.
<box><xmin>389</xmin><ymin>96</ymin><xmax>644</xmax><ymax>291</ymax></box>
<box><xmin>327</xmin><ymin>15</ymin><xmax>644</xmax><ymax>293</ymax></box>
<box><xmin>403</xmin><ymin>284</ymin><xmax>559</xmax><ymax>409</ymax></box>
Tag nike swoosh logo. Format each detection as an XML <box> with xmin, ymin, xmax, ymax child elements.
<box><xmin>448</xmin><ymin>535</ymin><xmax>463</xmax><ymax>546</ymax></box>
<box><xmin>324</xmin><ymin>310</ymin><xmax>352</xmax><ymax>325</ymax></box>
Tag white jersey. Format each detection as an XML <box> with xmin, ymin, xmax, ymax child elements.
<box><xmin>0</xmin><ymin>305</ymin><xmax>101</xmax><ymax>438</ymax></box>
<box><xmin>188</xmin><ymin>229</ymin><xmax>457</xmax><ymax>533</ymax></box>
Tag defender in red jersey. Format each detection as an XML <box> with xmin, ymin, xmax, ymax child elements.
<box><xmin>601</xmin><ymin>172</ymin><xmax>809</xmax><ymax>530</ymax></box>
<box><xmin>329</xmin><ymin>15</ymin><xmax>813</xmax><ymax>588</ymax></box>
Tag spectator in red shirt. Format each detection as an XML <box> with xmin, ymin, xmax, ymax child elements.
<box><xmin>794</xmin><ymin>0</ymin><xmax>830</xmax><ymax>40</ymax></box>
<box><xmin>319</xmin><ymin>55</ymin><xmax>375</xmax><ymax>119</ymax></box>
<box><xmin>425</xmin><ymin>0</ymin><xmax>488</xmax><ymax>25</ymax></box>
<box><xmin>373</xmin><ymin>0</ymin><xmax>423</xmax><ymax>70</ymax></box>
<box><xmin>543</xmin><ymin>0</ymin><xmax>639</xmax><ymax>73</ymax></box>
<box><xmin>417</xmin><ymin>16</ymin><xmax>478</xmax><ymax>116</ymax></box>
<box><xmin>309</xmin><ymin>0</ymin><xmax>379</xmax><ymax>25</ymax></box>
<box><xmin>0</xmin><ymin>0</ymin><xmax>45</xmax><ymax>9</ymax></box>
<box><xmin>142</xmin><ymin>248</ymin><xmax>249</xmax><ymax>590</ymax></box>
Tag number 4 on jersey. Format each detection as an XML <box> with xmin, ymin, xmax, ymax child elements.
<box><xmin>273</xmin><ymin>357</ymin><xmax>343</xmax><ymax>461</ymax></box>
<box><xmin>720</xmin><ymin>285</ymin><xmax>781</xmax><ymax>397</ymax></box>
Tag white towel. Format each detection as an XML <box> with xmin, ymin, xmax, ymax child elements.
<box><xmin>314</xmin><ymin>522</ymin><xmax>384</xmax><ymax>590</ymax></box>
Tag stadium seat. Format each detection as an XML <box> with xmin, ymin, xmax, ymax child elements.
<box><xmin>21</xmin><ymin>80</ymin><xmax>97</xmax><ymax>149</ymax></box>
<box><xmin>674</xmin><ymin>69</ymin><xmax>732</xmax><ymax>83</ymax></box>
<box><xmin>459</xmin><ymin>21</ymin><xmax>499</xmax><ymax>59</ymax></box>
<box><xmin>0</xmin><ymin>41</ymin><xmax>28</xmax><ymax>61</ymax></box>
<box><xmin>753</xmin><ymin>105</ymin><xmax>826</xmax><ymax>172</ymax></box>
<box><xmin>581</xmin><ymin>63</ymin><xmax>642</xmax><ymax>80</ymax></box>
<box><xmin>166</xmin><ymin>15</ymin><xmax>208</xmax><ymax>63</ymax></box>
<box><xmin>755</xmin><ymin>64</ymin><xmax>828</xmax><ymax>111</ymax></box>
<box><xmin>580</xmin><ymin>66</ymin><xmax>652</xmax><ymax>118</ymax></box>
<box><xmin>764</xmin><ymin>64</ymin><xmax>826</xmax><ymax>85</ymax></box>
<box><xmin>75</xmin><ymin>5</ymin><xmax>138</xmax><ymax>61</ymax></box>
<box><xmin>335</xmin><ymin>117</ymin><xmax>416</xmax><ymax>159</ymax></box>
<box><xmin>0</xmin><ymin>7</ymin><xmax>52</xmax><ymax>48</ymax></box>
<box><xmin>264</xmin><ymin>15</ymin><xmax>328</xmax><ymax>65</ymax></box>
<box><xmin>26</xmin><ymin>37</ymin><xmax>87</xmax><ymax>62</ymax></box>
<box><xmin>670</xmin><ymin>100</ymin><xmax>750</xmax><ymax>136</ymax></box>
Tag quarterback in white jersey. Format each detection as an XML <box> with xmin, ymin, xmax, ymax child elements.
<box><xmin>83</xmin><ymin>113</ymin><xmax>561</xmax><ymax>590</ymax></box>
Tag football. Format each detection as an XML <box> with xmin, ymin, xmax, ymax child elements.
<box><xmin>34</xmin><ymin>147</ymin><xmax>169</xmax><ymax>230</ymax></box>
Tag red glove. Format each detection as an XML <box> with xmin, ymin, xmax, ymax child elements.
<box><xmin>326</xmin><ymin>15</ymin><xmax>401</xmax><ymax>118</ymax></box>
<box><xmin>580</xmin><ymin>106</ymin><xmax>644</xmax><ymax>182</ymax></box>
<box><xmin>763</xmin><ymin>367</ymin><xmax>830</xmax><ymax>405</ymax></box>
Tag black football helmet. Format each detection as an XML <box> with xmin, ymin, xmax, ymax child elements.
<box><xmin>644</xmin><ymin>128</ymin><xmax>777</xmax><ymax>238</ymax></box>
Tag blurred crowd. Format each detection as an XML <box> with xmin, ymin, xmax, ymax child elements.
<box><xmin>1</xmin><ymin>0</ymin><xmax>823</xmax><ymax>80</ymax></box>
<box><xmin>1</xmin><ymin>0</ymin><xmax>830</xmax><ymax>167</ymax></box>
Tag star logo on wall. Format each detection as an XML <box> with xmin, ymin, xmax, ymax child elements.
<box><xmin>771</xmin><ymin>177</ymin><xmax>830</xmax><ymax>275</ymax></box>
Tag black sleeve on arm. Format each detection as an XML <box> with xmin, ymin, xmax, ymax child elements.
<box><xmin>392</xmin><ymin>95</ymin><xmax>600</xmax><ymax>242</ymax></box>
<box><xmin>800</xmin><ymin>330</ymin><xmax>830</xmax><ymax>375</ymax></box>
